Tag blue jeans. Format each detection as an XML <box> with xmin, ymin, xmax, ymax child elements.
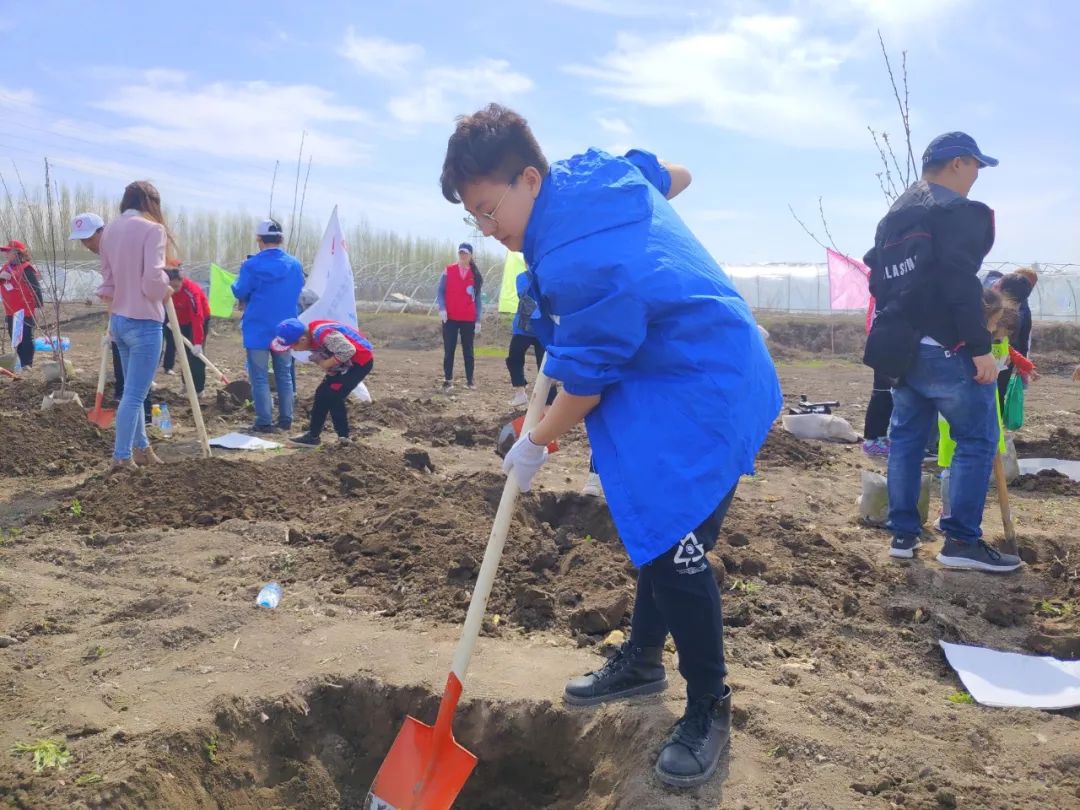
<box><xmin>888</xmin><ymin>344</ymin><xmax>997</xmax><ymax>543</ymax></box>
<box><xmin>111</xmin><ymin>315</ymin><xmax>162</xmax><ymax>461</ymax></box>
<box><xmin>247</xmin><ymin>349</ymin><xmax>294</xmax><ymax>428</ymax></box>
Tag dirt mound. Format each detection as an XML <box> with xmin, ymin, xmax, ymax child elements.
<box><xmin>756</xmin><ymin>427</ymin><xmax>836</xmax><ymax>469</ymax></box>
<box><xmin>402</xmin><ymin>414</ymin><xmax>497</xmax><ymax>448</ymax></box>
<box><xmin>1014</xmin><ymin>470</ymin><xmax>1080</xmax><ymax>496</ymax></box>
<box><xmin>357</xmin><ymin>396</ymin><xmax>447</xmax><ymax>428</ymax></box>
<box><xmin>0</xmin><ymin>402</ymin><xmax>112</xmax><ymax>477</ymax></box>
<box><xmin>756</xmin><ymin>314</ymin><xmax>866</xmax><ymax>357</ymax></box>
<box><xmin>1015</xmin><ymin>428</ymin><xmax>1080</xmax><ymax>460</ymax></box>
<box><xmin>46</xmin><ymin>444</ymin><xmax>412</xmax><ymax>532</ymax></box>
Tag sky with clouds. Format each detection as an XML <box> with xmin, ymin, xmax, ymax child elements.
<box><xmin>0</xmin><ymin>0</ymin><xmax>1076</xmax><ymax>264</ymax></box>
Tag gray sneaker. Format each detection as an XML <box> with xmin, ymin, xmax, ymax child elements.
<box><xmin>889</xmin><ymin>535</ymin><xmax>921</xmax><ymax>559</ymax></box>
<box><xmin>937</xmin><ymin>538</ymin><xmax>1023</xmax><ymax>573</ymax></box>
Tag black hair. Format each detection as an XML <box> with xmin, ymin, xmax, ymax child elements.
<box><xmin>440</xmin><ymin>104</ymin><xmax>549</xmax><ymax>203</ymax></box>
<box><xmin>260</xmin><ymin>234</ymin><xmax>284</xmax><ymax>245</ymax></box>
<box><xmin>166</xmin><ymin>269</ymin><xmax>181</xmax><ymax>282</ymax></box>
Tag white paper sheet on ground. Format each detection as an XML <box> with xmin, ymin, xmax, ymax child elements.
<box><xmin>209</xmin><ymin>432</ymin><xmax>283</xmax><ymax>451</ymax></box>
<box><xmin>940</xmin><ymin>641</ymin><xmax>1080</xmax><ymax>710</ymax></box>
<box><xmin>1018</xmin><ymin>458</ymin><xmax>1080</xmax><ymax>482</ymax></box>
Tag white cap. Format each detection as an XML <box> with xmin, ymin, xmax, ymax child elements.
<box><xmin>255</xmin><ymin>219</ymin><xmax>284</xmax><ymax>238</ymax></box>
<box><xmin>69</xmin><ymin>212</ymin><xmax>104</xmax><ymax>240</ymax></box>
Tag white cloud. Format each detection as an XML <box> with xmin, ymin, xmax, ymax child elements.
<box><xmin>567</xmin><ymin>15</ymin><xmax>873</xmax><ymax>148</ymax></box>
<box><xmin>388</xmin><ymin>60</ymin><xmax>533</xmax><ymax>126</ymax></box>
<box><xmin>89</xmin><ymin>71</ymin><xmax>369</xmax><ymax>165</ymax></box>
<box><xmin>827</xmin><ymin>0</ymin><xmax>971</xmax><ymax>28</ymax></box>
<box><xmin>340</xmin><ymin>26</ymin><xmax>424</xmax><ymax>78</ymax></box>
<box><xmin>550</xmin><ymin>0</ymin><xmax>669</xmax><ymax>16</ymax></box>
<box><xmin>0</xmin><ymin>84</ymin><xmax>36</xmax><ymax>107</ymax></box>
<box><xmin>597</xmin><ymin>115</ymin><xmax>632</xmax><ymax>136</ymax></box>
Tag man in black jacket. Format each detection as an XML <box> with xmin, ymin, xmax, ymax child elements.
<box><xmin>864</xmin><ymin>132</ymin><xmax>1021</xmax><ymax>573</ymax></box>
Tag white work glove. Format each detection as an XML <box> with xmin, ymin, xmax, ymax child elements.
<box><xmin>439</xmin><ymin>310</ymin><xmax>448</xmax><ymax>324</ymax></box>
<box><xmin>192</xmin><ymin>344</ymin><xmax>204</xmax><ymax>357</ymax></box>
<box><xmin>474</xmin><ymin>321</ymin><xmax>482</xmax><ymax>335</ymax></box>
<box><xmin>501</xmin><ymin>432</ymin><xmax>548</xmax><ymax>492</ymax></box>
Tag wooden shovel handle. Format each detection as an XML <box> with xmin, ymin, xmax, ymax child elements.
<box><xmin>993</xmin><ymin>452</ymin><xmax>1017</xmax><ymax>555</ymax></box>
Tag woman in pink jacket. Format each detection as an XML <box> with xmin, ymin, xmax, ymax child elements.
<box><xmin>96</xmin><ymin>181</ymin><xmax>172</xmax><ymax>467</ymax></box>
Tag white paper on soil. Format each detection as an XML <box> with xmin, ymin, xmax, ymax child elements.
<box><xmin>939</xmin><ymin>641</ymin><xmax>1080</xmax><ymax>710</ymax></box>
<box><xmin>209</xmin><ymin>432</ymin><xmax>283</xmax><ymax>451</ymax></box>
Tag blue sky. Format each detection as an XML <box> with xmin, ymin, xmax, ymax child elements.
<box><xmin>0</xmin><ymin>0</ymin><xmax>1076</xmax><ymax>264</ymax></box>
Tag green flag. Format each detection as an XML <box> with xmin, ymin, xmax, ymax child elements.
<box><xmin>498</xmin><ymin>251</ymin><xmax>526</xmax><ymax>314</ymax></box>
<box><xmin>209</xmin><ymin>263</ymin><xmax>237</xmax><ymax>317</ymax></box>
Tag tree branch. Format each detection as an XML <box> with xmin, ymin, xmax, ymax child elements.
<box><xmin>788</xmin><ymin>204</ymin><xmax>830</xmax><ymax>251</ymax></box>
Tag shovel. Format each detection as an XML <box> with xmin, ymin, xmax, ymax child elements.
<box><xmin>366</xmin><ymin>363</ymin><xmax>554</xmax><ymax>810</ymax></box>
<box><xmin>87</xmin><ymin>331</ymin><xmax>116</xmax><ymax>429</ymax></box>
<box><xmin>992</xmin><ymin>452</ymin><xmax>1017</xmax><ymax>555</ymax></box>
<box><xmin>180</xmin><ymin>335</ymin><xmax>231</xmax><ymax>385</ymax></box>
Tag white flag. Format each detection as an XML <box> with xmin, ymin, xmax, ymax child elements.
<box><xmin>300</xmin><ymin>206</ymin><xmax>357</xmax><ymax>328</ymax></box>
<box><xmin>11</xmin><ymin>309</ymin><xmax>25</xmax><ymax>348</ymax></box>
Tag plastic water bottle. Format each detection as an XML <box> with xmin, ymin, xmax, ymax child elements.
<box><xmin>158</xmin><ymin>403</ymin><xmax>173</xmax><ymax>438</ymax></box>
<box><xmin>256</xmin><ymin>582</ymin><xmax>283</xmax><ymax>609</ymax></box>
<box><xmin>151</xmin><ymin>404</ymin><xmax>161</xmax><ymax>428</ymax></box>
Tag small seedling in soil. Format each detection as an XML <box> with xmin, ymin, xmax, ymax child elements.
<box><xmin>204</xmin><ymin>735</ymin><xmax>219</xmax><ymax>764</ymax></box>
<box><xmin>0</xmin><ymin>527</ymin><xmax>19</xmax><ymax>546</ymax></box>
<box><xmin>75</xmin><ymin>773</ymin><xmax>103</xmax><ymax>786</ymax></box>
<box><xmin>768</xmin><ymin>744</ymin><xmax>790</xmax><ymax>758</ymax></box>
<box><xmin>1034</xmin><ymin>599</ymin><xmax>1074</xmax><ymax>617</ymax></box>
<box><xmin>947</xmin><ymin>691</ymin><xmax>975</xmax><ymax>705</ymax></box>
<box><xmin>11</xmin><ymin>739</ymin><xmax>72</xmax><ymax>772</ymax></box>
<box><xmin>69</xmin><ymin>499</ymin><xmax>83</xmax><ymax>518</ymax></box>
<box><xmin>729</xmin><ymin>579</ymin><xmax>762</xmax><ymax>595</ymax></box>
<box><xmin>83</xmin><ymin>645</ymin><xmax>107</xmax><ymax>661</ymax></box>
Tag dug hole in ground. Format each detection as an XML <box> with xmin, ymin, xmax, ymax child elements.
<box><xmin>1</xmin><ymin>309</ymin><xmax>1078</xmax><ymax>809</ymax></box>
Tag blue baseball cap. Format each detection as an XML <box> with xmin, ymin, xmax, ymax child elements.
<box><xmin>458</xmin><ymin>242</ymin><xmax>473</xmax><ymax>254</ymax></box>
<box><xmin>275</xmin><ymin>318</ymin><xmax>306</xmax><ymax>346</ymax></box>
<box><xmin>922</xmin><ymin>132</ymin><xmax>998</xmax><ymax>168</ymax></box>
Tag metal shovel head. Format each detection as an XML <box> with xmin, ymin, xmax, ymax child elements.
<box><xmin>223</xmin><ymin>379</ymin><xmax>252</xmax><ymax>403</ymax></box>
<box><xmin>366</xmin><ymin>673</ymin><xmax>476</xmax><ymax>810</ymax></box>
<box><xmin>87</xmin><ymin>394</ymin><xmax>116</xmax><ymax>429</ymax></box>
<box><xmin>365</xmin><ymin>715</ymin><xmax>477</xmax><ymax>810</ymax></box>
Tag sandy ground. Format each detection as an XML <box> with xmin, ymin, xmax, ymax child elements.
<box><xmin>0</xmin><ymin>309</ymin><xmax>1078</xmax><ymax>810</ymax></box>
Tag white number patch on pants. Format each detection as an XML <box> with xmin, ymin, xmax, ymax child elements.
<box><xmin>673</xmin><ymin>531</ymin><xmax>708</xmax><ymax>575</ymax></box>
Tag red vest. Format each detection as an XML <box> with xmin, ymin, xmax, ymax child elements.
<box><xmin>0</xmin><ymin>261</ymin><xmax>39</xmax><ymax>316</ymax></box>
<box><xmin>309</xmin><ymin>320</ymin><xmax>373</xmax><ymax>366</ymax></box>
<box><xmin>444</xmin><ymin>264</ymin><xmax>477</xmax><ymax>322</ymax></box>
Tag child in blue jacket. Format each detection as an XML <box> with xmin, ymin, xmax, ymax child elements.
<box><xmin>441</xmin><ymin>104</ymin><xmax>781</xmax><ymax>788</ymax></box>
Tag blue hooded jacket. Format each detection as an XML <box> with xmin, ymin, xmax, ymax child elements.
<box><xmin>523</xmin><ymin>148</ymin><xmax>782</xmax><ymax>566</ymax></box>
<box><xmin>232</xmin><ymin>248</ymin><xmax>305</xmax><ymax>349</ymax></box>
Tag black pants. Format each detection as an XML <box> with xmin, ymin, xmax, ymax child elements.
<box><xmin>309</xmin><ymin>361</ymin><xmax>373</xmax><ymax>438</ymax></box>
<box><xmin>112</xmin><ymin>341</ymin><xmax>152</xmax><ymax>424</ymax></box>
<box><xmin>630</xmin><ymin>485</ymin><xmax>737</xmax><ymax>701</ymax></box>
<box><xmin>996</xmin><ymin>368</ymin><xmax>1012</xmax><ymax>409</ymax></box>
<box><xmin>442</xmin><ymin>320</ymin><xmax>475</xmax><ymax>383</ymax></box>
<box><xmin>180</xmin><ymin>324</ymin><xmax>205</xmax><ymax>394</ymax></box>
<box><xmin>4</xmin><ymin>315</ymin><xmax>34</xmax><ymax>368</ymax></box>
<box><xmin>506</xmin><ymin>333</ymin><xmax>558</xmax><ymax>405</ymax></box>
<box><xmin>162</xmin><ymin>320</ymin><xmax>176</xmax><ymax>371</ymax></box>
<box><xmin>864</xmin><ymin>371</ymin><xmax>894</xmax><ymax>440</ymax></box>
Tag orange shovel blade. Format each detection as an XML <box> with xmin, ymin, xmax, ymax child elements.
<box><xmin>366</xmin><ymin>675</ymin><xmax>477</xmax><ymax>810</ymax></box>
<box><xmin>87</xmin><ymin>394</ymin><xmax>116</xmax><ymax>429</ymax></box>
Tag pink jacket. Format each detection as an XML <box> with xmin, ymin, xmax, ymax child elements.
<box><xmin>96</xmin><ymin>210</ymin><xmax>170</xmax><ymax>321</ymax></box>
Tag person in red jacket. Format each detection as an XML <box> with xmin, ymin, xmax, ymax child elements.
<box><xmin>166</xmin><ymin>267</ymin><xmax>211</xmax><ymax>395</ymax></box>
<box><xmin>0</xmin><ymin>239</ymin><xmax>44</xmax><ymax>369</ymax></box>
<box><xmin>272</xmin><ymin>317</ymin><xmax>374</xmax><ymax>447</ymax></box>
<box><xmin>436</xmin><ymin>242</ymin><xmax>483</xmax><ymax>392</ymax></box>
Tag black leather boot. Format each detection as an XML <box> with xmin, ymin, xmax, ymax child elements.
<box><xmin>563</xmin><ymin>641</ymin><xmax>667</xmax><ymax>706</ymax></box>
<box><xmin>655</xmin><ymin>685</ymin><xmax>732</xmax><ymax>787</ymax></box>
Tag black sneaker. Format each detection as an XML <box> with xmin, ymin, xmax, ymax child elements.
<box><xmin>655</xmin><ymin>686</ymin><xmax>732</xmax><ymax>788</ymax></box>
<box><xmin>937</xmin><ymin>537</ymin><xmax>1023</xmax><ymax>573</ymax></box>
<box><xmin>277</xmin><ymin>421</ymin><xmax>292</xmax><ymax>432</ymax></box>
<box><xmin>248</xmin><ymin>423</ymin><xmax>278</xmax><ymax>434</ymax></box>
<box><xmin>288</xmin><ymin>432</ymin><xmax>321</xmax><ymax>448</ymax></box>
<box><xmin>889</xmin><ymin>535</ymin><xmax>921</xmax><ymax>559</ymax></box>
<box><xmin>563</xmin><ymin>642</ymin><xmax>666</xmax><ymax>706</ymax></box>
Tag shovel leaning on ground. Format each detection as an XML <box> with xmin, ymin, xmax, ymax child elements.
<box><xmin>87</xmin><ymin>331</ymin><xmax>116</xmax><ymax>429</ymax></box>
<box><xmin>180</xmin><ymin>335</ymin><xmax>231</xmax><ymax>385</ymax></box>
<box><xmin>366</xmin><ymin>362</ymin><xmax>554</xmax><ymax>810</ymax></box>
<box><xmin>993</xmin><ymin>451</ymin><xmax>1018</xmax><ymax>556</ymax></box>
<box><xmin>165</xmin><ymin>298</ymin><xmax>212</xmax><ymax>458</ymax></box>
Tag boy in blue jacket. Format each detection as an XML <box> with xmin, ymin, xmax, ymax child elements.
<box><xmin>232</xmin><ymin>218</ymin><xmax>305</xmax><ymax>433</ymax></box>
<box><xmin>441</xmin><ymin>104</ymin><xmax>781</xmax><ymax>788</ymax></box>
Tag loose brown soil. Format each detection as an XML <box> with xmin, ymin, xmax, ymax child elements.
<box><xmin>1</xmin><ymin>309</ymin><xmax>1078</xmax><ymax>810</ymax></box>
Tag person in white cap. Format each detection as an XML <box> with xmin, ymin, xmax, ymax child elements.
<box><xmin>69</xmin><ymin>212</ymin><xmax>105</xmax><ymax>253</ymax></box>
<box><xmin>231</xmin><ymin>218</ymin><xmax>304</xmax><ymax>433</ymax></box>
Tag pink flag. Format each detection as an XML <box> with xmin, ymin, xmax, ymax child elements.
<box><xmin>826</xmin><ymin>249</ymin><xmax>871</xmax><ymax>311</ymax></box>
